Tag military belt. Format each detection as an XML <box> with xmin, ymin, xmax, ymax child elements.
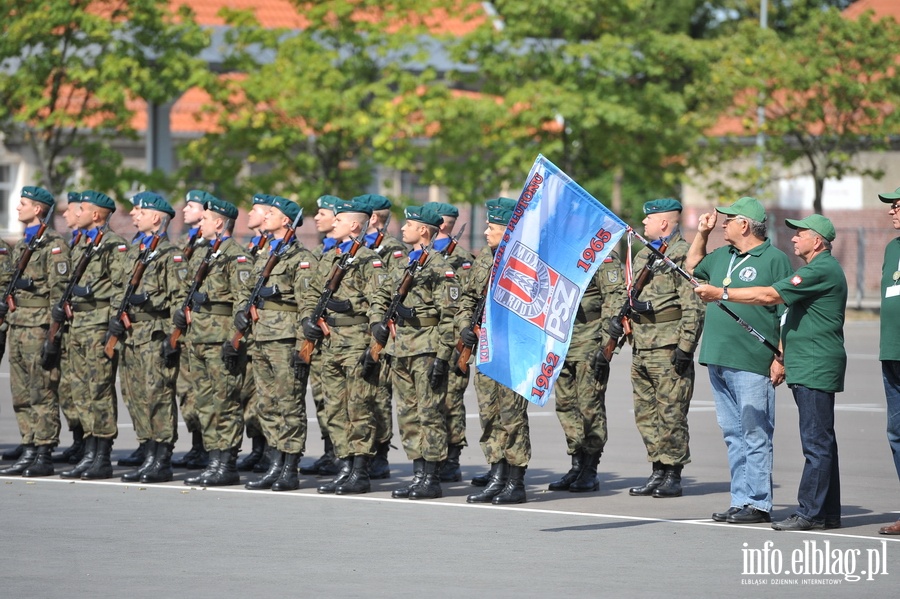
<box><xmin>259</xmin><ymin>300</ymin><xmax>299</xmax><ymax>313</ymax></box>
<box><xmin>70</xmin><ymin>299</ymin><xmax>111</xmax><ymax>312</ymax></box>
<box><xmin>196</xmin><ymin>303</ymin><xmax>233</xmax><ymax>316</ymax></box>
<box><xmin>14</xmin><ymin>297</ymin><xmax>49</xmax><ymax>308</ymax></box>
<box><xmin>398</xmin><ymin>316</ymin><xmax>439</xmax><ymax>327</ymax></box>
<box><xmin>632</xmin><ymin>308</ymin><xmax>682</xmax><ymax>325</ymax></box>
<box><xmin>130</xmin><ymin>309</ymin><xmax>171</xmax><ymax>323</ymax></box>
<box><xmin>324</xmin><ymin>315</ymin><xmax>368</xmax><ymax>327</ymax></box>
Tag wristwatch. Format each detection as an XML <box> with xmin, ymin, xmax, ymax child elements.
<box><xmin>722</xmin><ymin>287</ymin><xmax>729</xmax><ymax>301</ymax></box>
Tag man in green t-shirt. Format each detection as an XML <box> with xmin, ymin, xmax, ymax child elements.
<box><xmin>695</xmin><ymin>213</ymin><xmax>847</xmax><ymax>532</ymax></box>
<box><xmin>876</xmin><ymin>186</ymin><xmax>900</xmax><ymax>536</ymax></box>
<box><xmin>687</xmin><ymin>197</ymin><xmax>792</xmax><ymax>525</ymax></box>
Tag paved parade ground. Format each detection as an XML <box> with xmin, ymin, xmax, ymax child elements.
<box><xmin>1</xmin><ymin>316</ymin><xmax>898</xmax><ymax>597</ymax></box>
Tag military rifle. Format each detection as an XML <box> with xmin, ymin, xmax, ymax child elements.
<box><xmin>181</xmin><ymin>229</ymin><xmax>202</xmax><ymax>262</ymax></box>
<box><xmin>167</xmin><ymin>232</ymin><xmax>226</xmax><ymax>349</ymax></box>
<box><xmin>454</xmin><ymin>279</ymin><xmax>488</xmax><ymax>375</ymax></box>
<box><xmin>439</xmin><ymin>223</ymin><xmax>466</xmax><ymax>259</ymax></box>
<box><xmin>368</xmin><ymin>244</ymin><xmax>430</xmax><ymax>363</ymax></box>
<box><xmin>2</xmin><ymin>203</ymin><xmax>55</xmax><ymax>325</ymax></box>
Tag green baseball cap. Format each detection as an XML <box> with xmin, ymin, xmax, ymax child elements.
<box><xmin>21</xmin><ymin>186</ymin><xmax>55</xmax><ymax>207</ymax></box>
<box><xmin>404</xmin><ymin>204</ymin><xmax>444</xmax><ymax>227</ymax></box>
<box><xmin>878</xmin><ymin>186</ymin><xmax>900</xmax><ymax>203</ymax></box>
<box><xmin>81</xmin><ymin>190</ymin><xmax>116</xmax><ymax>212</ymax></box>
<box><xmin>785</xmin><ymin>214</ymin><xmax>836</xmax><ymax>242</ymax></box>
<box><xmin>643</xmin><ymin>198</ymin><xmax>682</xmax><ymax>214</ymax></box>
<box><xmin>716</xmin><ymin>196</ymin><xmax>766</xmax><ymax>223</ymax></box>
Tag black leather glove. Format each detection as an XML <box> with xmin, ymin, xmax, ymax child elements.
<box><xmin>107</xmin><ymin>316</ymin><xmax>126</xmax><ymax>340</ymax></box>
<box><xmin>233</xmin><ymin>310</ymin><xmax>251</xmax><ymax>334</ymax></box>
<box><xmin>608</xmin><ymin>316</ymin><xmax>624</xmax><ymax>339</ymax></box>
<box><xmin>302</xmin><ymin>317</ymin><xmax>325</xmax><ymax>342</ymax></box>
<box><xmin>0</xmin><ymin>302</ymin><xmax>9</xmax><ymax>319</ymax></box>
<box><xmin>0</xmin><ymin>329</ymin><xmax>6</xmax><ymax>363</ymax></box>
<box><xmin>221</xmin><ymin>341</ymin><xmax>240</xmax><ymax>373</ymax></box>
<box><xmin>14</xmin><ymin>277</ymin><xmax>34</xmax><ymax>290</ymax></box>
<box><xmin>590</xmin><ymin>348</ymin><xmax>611</xmax><ymax>384</ymax></box>
<box><xmin>161</xmin><ymin>336</ymin><xmax>181</xmax><ymax>369</ymax></box>
<box><xmin>451</xmin><ymin>348</ymin><xmax>466</xmax><ymax>377</ymax></box>
<box><xmin>290</xmin><ymin>351</ymin><xmax>310</xmax><ymax>383</ymax></box>
<box><xmin>40</xmin><ymin>339</ymin><xmax>60</xmax><ymax>370</ymax></box>
<box><xmin>172</xmin><ymin>308</ymin><xmax>188</xmax><ymax>330</ymax></box>
<box><xmin>459</xmin><ymin>326</ymin><xmax>478</xmax><ymax>347</ymax></box>
<box><xmin>428</xmin><ymin>358</ymin><xmax>449</xmax><ymax>391</ymax></box>
<box><xmin>672</xmin><ymin>348</ymin><xmax>693</xmax><ymax>376</ymax></box>
<box><xmin>359</xmin><ymin>347</ymin><xmax>381</xmax><ymax>385</ymax></box>
<box><xmin>371</xmin><ymin>322</ymin><xmax>390</xmax><ymax>346</ymax></box>
<box><xmin>51</xmin><ymin>303</ymin><xmax>67</xmax><ymax>324</ymax></box>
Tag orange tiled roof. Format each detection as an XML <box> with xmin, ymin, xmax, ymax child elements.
<box><xmin>843</xmin><ymin>0</ymin><xmax>900</xmax><ymax>21</ymax></box>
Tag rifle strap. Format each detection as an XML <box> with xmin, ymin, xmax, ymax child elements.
<box><xmin>258</xmin><ymin>301</ymin><xmax>299</xmax><ymax>313</ymax></box>
<box><xmin>323</xmin><ymin>315</ymin><xmax>368</xmax><ymax>327</ymax></box>
<box><xmin>631</xmin><ymin>308</ymin><xmax>682</xmax><ymax>325</ymax></box>
<box><xmin>195</xmin><ymin>303</ymin><xmax>233</xmax><ymax>316</ymax></box>
<box><xmin>397</xmin><ymin>316</ymin><xmax>439</xmax><ymax>327</ymax></box>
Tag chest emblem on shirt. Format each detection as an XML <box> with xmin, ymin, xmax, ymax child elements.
<box><xmin>738</xmin><ymin>266</ymin><xmax>757</xmax><ymax>282</ymax></box>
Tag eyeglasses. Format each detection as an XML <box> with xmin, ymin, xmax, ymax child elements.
<box><xmin>890</xmin><ymin>203</ymin><xmax>900</xmax><ymax>212</ymax></box>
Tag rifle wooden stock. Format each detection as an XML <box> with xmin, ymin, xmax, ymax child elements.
<box><xmin>104</xmin><ymin>233</ymin><xmax>163</xmax><ymax>359</ymax></box>
<box><xmin>181</xmin><ymin>231</ymin><xmax>201</xmax><ymax>262</ymax></box>
<box><xmin>1</xmin><ymin>216</ymin><xmax>51</xmax><ymax>326</ymax></box>
<box><xmin>368</xmin><ymin>247</ymin><xmax>428</xmax><ymax>362</ymax></box>
<box><xmin>454</xmin><ymin>279</ymin><xmax>488</xmax><ymax>375</ymax></box>
<box><xmin>169</xmin><ymin>237</ymin><xmax>225</xmax><ymax>349</ymax></box>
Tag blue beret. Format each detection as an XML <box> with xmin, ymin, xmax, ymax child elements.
<box><xmin>272</xmin><ymin>197</ymin><xmax>302</xmax><ymax>224</ymax></box>
<box><xmin>204</xmin><ymin>197</ymin><xmax>238</xmax><ymax>220</ymax></box>
<box><xmin>643</xmin><ymin>198</ymin><xmax>682</xmax><ymax>214</ymax></box>
<box><xmin>404</xmin><ymin>204</ymin><xmax>444</xmax><ymax>228</ymax></box>
<box><xmin>334</xmin><ymin>198</ymin><xmax>373</xmax><ymax>216</ymax></box>
<box><xmin>81</xmin><ymin>190</ymin><xmax>116</xmax><ymax>212</ymax></box>
<box><xmin>316</xmin><ymin>194</ymin><xmax>342</xmax><ymax>211</ymax></box>
<box><xmin>21</xmin><ymin>186</ymin><xmax>55</xmax><ymax>207</ymax></box>
<box><xmin>352</xmin><ymin>193</ymin><xmax>392</xmax><ymax>211</ymax></box>
<box><xmin>133</xmin><ymin>191</ymin><xmax>175</xmax><ymax>218</ymax></box>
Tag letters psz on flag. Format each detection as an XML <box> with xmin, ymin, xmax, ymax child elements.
<box><xmin>476</xmin><ymin>154</ymin><xmax>627</xmax><ymax>406</ymax></box>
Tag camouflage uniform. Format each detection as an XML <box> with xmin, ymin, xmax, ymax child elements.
<box><xmin>629</xmin><ymin>229</ymin><xmax>704</xmax><ymax>467</ymax></box>
<box><xmin>57</xmin><ymin>231</ymin><xmax>83</xmax><ymax>438</ymax></box>
<box><xmin>172</xmin><ymin>230</ymin><xmax>205</xmax><ymax>441</ymax></box>
<box><xmin>241</xmin><ymin>236</ymin><xmax>269</xmax><ymax>443</ymax></box>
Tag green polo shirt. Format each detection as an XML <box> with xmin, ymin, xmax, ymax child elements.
<box><xmin>772</xmin><ymin>250</ymin><xmax>847</xmax><ymax>393</ymax></box>
<box><xmin>880</xmin><ymin>238</ymin><xmax>900</xmax><ymax>361</ymax></box>
<box><xmin>694</xmin><ymin>239</ymin><xmax>792</xmax><ymax>376</ymax></box>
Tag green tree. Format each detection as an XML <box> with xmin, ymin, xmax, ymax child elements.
<box><xmin>0</xmin><ymin>0</ymin><xmax>208</xmax><ymax>198</ymax></box>
<box><xmin>695</xmin><ymin>8</ymin><xmax>900</xmax><ymax>213</ymax></box>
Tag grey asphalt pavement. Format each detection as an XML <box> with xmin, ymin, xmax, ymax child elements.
<box><xmin>1</xmin><ymin>317</ymin><xmax>898</xmax><ymax>597</ymax></box>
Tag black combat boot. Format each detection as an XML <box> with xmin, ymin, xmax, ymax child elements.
<box><xmin>392</xmin><ymin>458</ymin><xmax>426</xmax><ymax>499</ymax></box>
<box><xmin>121</xmin><ymin>440</ymin><xmax>158</xmax><ymax>482</ymax></box>
<box><xmin>172</xmin><ymin>430</ymin><xmax>205</xmax><ymax>468</ymax></box>
<box><xmin>200</xmin><ymin>447</ymin><xmax>240</xmax><ymax>487</ymax></box>
<box><xmin>467</xmin><ymin>461</ymin><xmax>509</xmax><ymax>503</ymax></box>
<box><xmin>568</xmin><ymin>451</ymin><xmax>601</xmax><ymax>493</ymax></box>
<box><xmin>54</xmin><ymin>425</ymin><xmax>84</xmax><ymax>463</ymax></box>
<box><xmin>236</xmin><ymin>435</ymin><xmax>265</xmax><ymax>472</ymax></box>
<box><xmin>471</xmin><ymin>469</ymin><xmax>491</xmax><ymax>487</ymax></box>
<box><xmin>184</xmin><ymin>449</ymin><xmax>221</xmax><ymax>486</ymax></box>
<box><xmin>245</xmin><ymin>448</ymin><xmax>284</xmax><ymax>490</ymax></box>
<box><xmin>82</xmin><ymin>438</ymin><xmax>114</xmax><ymax>480</ymax></box>
<box><xmin>548</xmin><ymin>450</ymin><xmax>584</xmax><ymax>491</ymax></box>
<box><xmin>1</xmin><ymin>444</ymin><xmax>24</xmax><ymax>461</ymax></box>
<box><xmin>140</xmin><ymin>443</ymin><xmax>174</xmax><ymax>484</ymax></box>
<box><xmin>117</xmin><ymin>441</ymin><xmax>146</xmax><ymax>467</ymax></box>
<box><xmin>317</xmin><ymin>457</ymin><xmax>352</xmax><ymax>494</ymax></box>
<box><xmin>492</xmin><ymin>465</ymin><xmax>527</xmax><ymax>505</ymax></box>
<box><xmin>252</xmin><ymin>440</ymin><xmax>271</xmax><ymax>473</ymax></box>
<box><xmin>408</xmin><ymin>461</ymin><xmax>442</xmax><ymax>500</ymax></box>
<box><xmin>336</xmin><ymin>455</ymin><xmax>371</xmax><ymax>495</ymax></box>
<box><xmin>300</xmin><ymin>435</ymin><xmax>335</xmax><ymax>475</ymax></box>
<box><xmin>652</xmin><ymin>465</ymin><xmax>684</xmax><ymax>498</ymax></box>
<box><xmin>629</xmin><ymin>461</ymin><xmax>666</xmax><ymax>496</ymax></box>
<box><xmin>22</xmin><ymin>445</ymin><xmax>54</xmax><ymax>477</ymax></box>
<box><xmin>439</xmin><ymin>444</ymin><xmax>463</xmax><ymax>483</ymax></box>
<box><xmin>271</xmin><ymin>453</ymin><xmax>301</xmax><ymax>492</ymax></box>
<box><xmin>60</xmin><ymin>436</ymin><xmax>97</xmax><ymax>479</ymax></box>
<box><xmin>0</xmin><ymin>444</ymin><xmax>36</xmax><ymax>476</ymax></box>
<box><xmin>368</xmin><ymin>440</ymin><xmax>391</xmax><ymax>480</ymax></box>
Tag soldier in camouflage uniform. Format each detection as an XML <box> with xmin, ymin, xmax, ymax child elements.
<box><xmin>623</xmin><ymin>198</ymin><xmax>704</xmax><ymax>498</ymax></box>
<box><xmin>430</xmin><ymin>202</ymin><xmax>474</xmax><ymax>483</ymax></box>
<box><xmin>59</xmin><ymin>190</ymin><xmax>128</xmax><ymax>481</ymax></box>
<box><xmin>547</xmin><ymin>251</ymin><xmax>625</xmax><ymax>493</ymax></box>
<box><xmin>0</xmin><ymin>187</ymin><xmax>68</xmax><ymax>477</ymax></box>
<box><xmin>0</xmin><ymin>234</ymin><xmax>16</xmax><ymax>461</ymax></box>
<box><xmin>238</xmin><ymin>197</ymin><xmax>315</xmax><ymax>492</ymax></box>
<box><xmin>170</xmin><ymin>190</ymin><xmax>210</xmax><ymax>469</ymax></box>
<box><xmin>301</xmin><ymin>198</ymin><xmax>384</xmax><ymax>495</ymax></box>
<box><xmin>456</xmin><ymin>198</ymin><xmax>532</xmax><ymax>504</ymax></box>
<box><xmin>299</xmin><ymin>194</ymin><xmax>343</xmax><ymax>477</ymax></box>
<box><xmin>368</xmin><ymin>204</ymin><xmax>459</xmax><ymax>500</ymax></box>
<box><xmin>173</xmin><ymin>196</ymin><xmax>253</xmax><ymax>487</ymax></box>
<box><xmin>111</xmin><ymin>193</ymin><xmax>180</xmax><ymax>483</ymax></box>
<box><xmin>359</xmin><ymin>193</ymin><xmax>407</xmax><ymax>479</ymax></box>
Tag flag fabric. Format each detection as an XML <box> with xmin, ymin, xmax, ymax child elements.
<box><xmin>476</xmin><ymin>155</ymin><xmax>628</xmax><ymax>406</ymax></box>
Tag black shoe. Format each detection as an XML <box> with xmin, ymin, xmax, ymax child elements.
<box><xmin>199</xmin><ymin>447</ymin><xmax>240</xmax><ymax>487</ymax></box>
<box><xmin>629</xmin><ymin>461</ymin><xmax>665</xmax><ymax>496</ymax></box>
<box><xmin>726</xmin><ymin>506</ymin><xmax>771</xmax><ymax>524</ymax></box>
<box><xmin>23</xmin><ymin>445</ymin><xmax>55</xmax><ymax>477</ymax></box>
<box><xmin>184</xmin><ymin>450</ymin><xmax>221</xmax><ymax>486</ymax></box>
<box><xmin>245</xmin><ymin>448</ymin><xmax>284</xmax><ymax>490</ymax></box>
<box><xmin>492</xmin><ymin>465</ymin><xmax>527</xmax><ymax>505</ymax></box>
<box><xmin>392</xmin><ymin>458</ymin><xmax>426</xmax><ymax>499</ymax></box>
<box><xmin>60</xmin><ymin>437</ymin><xmax>97</xmax><ymax>479</ymax></box>
<box><xmin>237</xmin><ymin>435</ymin><xmax>266</xmax><ymax>472</ymax></box>
<box><xmin>369</xmin><ymin>441</ymin><xmax>391</xmax><ymax>480</ymax></box>
<box><xmin>172</xmin><ymin>430</ymin><xmax>204</xmax><ymax>468</ymax></box>
<box><xmin>0</xmin><ymin>444</ymin><xmax>36</xmax><ymax>476</ymax></box>
<box><xmin>300</xmin><ymin>436</ymin><xmax>335</xmax><ymax>475</ymax></box>
<box><xmin>548</xmin><ymin>450</ymin><xmax>583</xmax><ymax>491</ymax></box>
<box><xmin>1</xmin><ymin>444</ymin><xmax>24</xmax><ymax>461</ymax></box>
<box><xmin>54</xmin><ymin>426</ymin><xmax>84</xmax><ymax>463</ymax></box>
<box><xmin>317</xmin><ymin>458</ymin><xmax>352</xmax><ymax>494</ymax></box>
<box><xmin>117</xmin><ymin>442</ymin><xmax>146</xmax><ymax>467</ymax></box>
<box><xmin>140</xmin><ymin>443</ymin><xmax>174</xmax><ymax>484</ymax></box>
<box><xmin>771</xmin><ymin>514</ymin><xmax>824</xmax><ymax>531</ymax></box>
<box><xmin>712</xmin><ymin>507</ymin><xmax>742</xmax><ymax>522</ymax></box>
<box><xmin>439</xmin><ymin>444</ymin><xmax>463</xmax><ymax>483</ymax></box>
<box><xmin>408</xmin><ymin>461</ymin><xmax>442</xmax><ymax>500</ymax></box>
<box><xmin>652</xmin><ymin>465</ymin><xmax>683</xmax><ymax>498</ymax></box>
<box><xmin>568</xmin><ymin>451</ymin><xmax>600</xmax><ymax>493</ymax></box>
<box><xmin>81</xmin><ymin>438</ymin><xmax>114</xmax><ymax>480</ymax></box>
<box><xmin>335</xmin><ymin>455</ymin><xmax>371</xmax><ymax>495</ymax></box>
<box><xmin>122</xmin><ymin>440</ymin><xmax>158</xmax><ymax>482</ymax></box>
<box><xmin>824</xmin><ymin>516</ymin><xmax>842</xmax><ymax>530</ymax></box>
<box><xmin>467</xmin><ymin>461</ymin><xmax>508</xmax><ymax>503</ymax></box>
<box><xmin>470</xmin><ymin>470</ymin><xmax>491</xmax><ymax>487</ymax></box>
<box><xmin>271</xmin><ymin>452</ymin><xmax>301</xmax><ymax>492</ymax></box>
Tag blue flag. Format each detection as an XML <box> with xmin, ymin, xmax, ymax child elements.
<box><xmin>476</xmin><ymin>155</ymin><xmax>627</xmax><ymax>406</ymax></box>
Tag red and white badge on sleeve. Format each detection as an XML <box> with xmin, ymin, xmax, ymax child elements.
<box><xmin>791</xmin><ymin>275</ymin><xmax>802</xmax><ymax>286</ymax></box>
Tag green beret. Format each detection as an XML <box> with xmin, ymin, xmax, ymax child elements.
<box><xmin>334</xmin><ymin>198</ymin><xmax>373</xmax><ymax>216</ymax></box>
<box><xmin>67</xmin><ymin>191</ymin><xmax>82</xmax><ymax>204</ymax></box>
<box><xmin>352</xmin><ymin>193</ymin><xmax>392</xmax><ymax>211</ymax></box>
<box><xmin>185</xmin><ymin>189</ymin><xmax>214</xmax><ymax>205</ymax></box>
<box><xmin>316</xmin><ymin>194</ymin><xmax>342</xmax><ymax>211</ymax></box>
<box><xmin>21</xmin><ymin>186</ymin><xmax>55</xmax><ymax>207</ymax></box>
<box><xmin>431</xmin><ymin>202</ymin><xmax>459</xmax><ymax>218</ymax></box>
<box><xmin>272</xmin><ymin>197</ymin><xmax>302</xmax><ymax>224</ymax></box>
<box><xmin>252</xmin><ymin>193</ymin><xmax>277</xmax><ymax>207</ymax></box>
<box><xmin>204</xmin><ymin>197</ymin><xmax>238</xmax><ymax>220</ymax></box>
<box><xmin>643</xmin><ymin>198</ymin><xmax>683</xmax><ymax>214</ymax></box>
<box><xmin>785</xmin><ymin>214</ymin><xmax>836</xmax><ymax>242</ymax></box>
<box><xmin>716</xmin><ymin>196</ymin><xmax>766</xmax><ymax>223</ymax></box>
<box><xmin>81</xmin><ymin>190</ymin><xmax>116</xmax><ymax>212</ymax></box>
<box><xmin>404</xmin><ymin>204</ymin><xmax>444</xmax><ymax>228</ymax></box>
<box><xmin>133</xmin><ymin>191</ymin><xmax>175</xmax><ymax>218</ymax></box>
<box><xmin>486</xmin><ymin>197</ymin><xmax>518</xmax><ymax>211</ymax></box>
<box><xmin>878</xmin><ymin>186</ymin><xmax>900</xmax><ymax>203</ymax></box>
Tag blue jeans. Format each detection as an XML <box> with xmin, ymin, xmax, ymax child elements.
<box><xmin>881</xmin><ymin>361</ymin><xmax>900</xmax><ymax>481</ymax></box>
<box><xmin>790</xmin><ymin>384</ymin><xmax>841</xmax><ymax>523</ymax></box>
<box><xmin>709</xmin><ymin>365</ymin><xmax>775</xmax><ymax>512</ymax></box>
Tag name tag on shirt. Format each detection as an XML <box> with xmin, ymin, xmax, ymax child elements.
<box><xmin>886</xmin><ymin>286</ymin><xmax>900</xmax><ymax>299</ymax></box>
